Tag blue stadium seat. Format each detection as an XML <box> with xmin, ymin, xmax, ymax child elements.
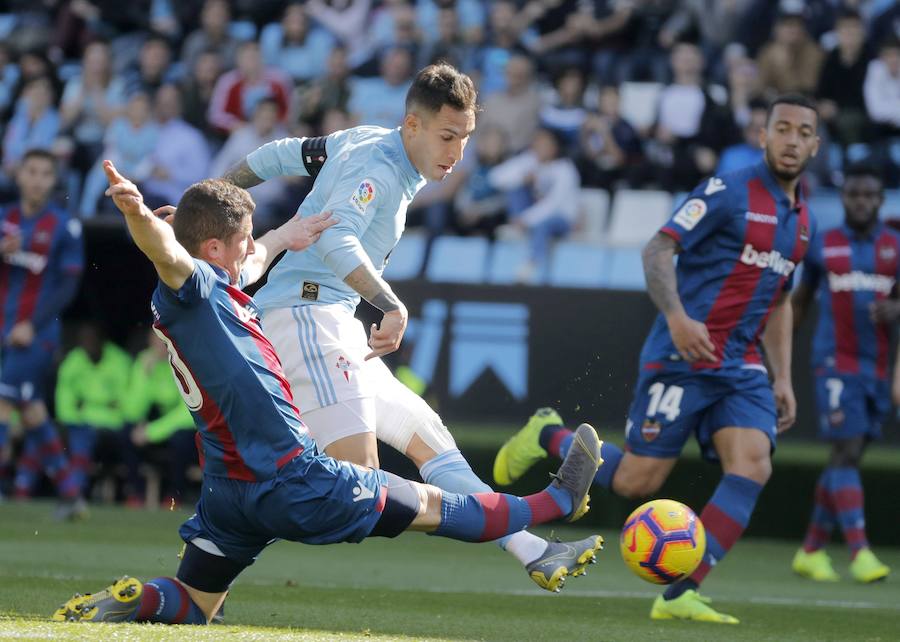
<box><xmin>425</xmin><ymin>236</ymin><xmax>489</xmax><ymax>283</ymax></box>
<box><xmin>809</xmin><ymin>192</ymin><xmax>844</xmax><ymax>231</ymax></box>
<box><xmin>547</xmin><ymin>242</ymin><xmax>607</xmax><ymax>288</ymax></box>
<box><xmin>605</xmin><ymin>248</ymin><xmax>646</xmax><ymax>291</ymax></box>
<box><xmin>487</xmin><ymin>239</ymin><xmax>533</xmax><ymax>285</ymax></box>
<box><xmin>383</xmin><ymin>232</ymin><xmax>427</xmax><ymax>280</ymax></box>
<box><xmin>607</xmin><ymin>190</ymin><xmax>672</xmax><ymax>247</ymax></box>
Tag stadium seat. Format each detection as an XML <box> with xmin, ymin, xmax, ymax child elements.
<box><xmin>619</xmin><ymin>82</ymin><xmax>663</xmax><ymax>131</ymax></box>
<box><xmin>573</xmin><ymin>188</ymin><xmax>611</xmax><ymax>243</ymax></box>
<box><xmin>425</xmin><ymin>236</ymin><xmax>489</xmax><ymax>283</ymax></box>
<box><xmin>607</xmin><ymin>190</ymin><xmax>673</xmax><ymax>247</ymax></box>
<box><xmin>547</xmin><ymin>241</ymin><xmax>607</xmax><ymax>288</ymax></box>
<box><xmin>487</xmin><ymin>239</ymin><xmax>534</xmax><ymax>285</ymax></box>
<box><xmin>809</xmin><ymin>192</ymin><xmax>844</xmax><ymax>231</ymax></box>
<box><xmin>383</xmin><ymin>231</ymin><xmax>427</xmax><ymax>280</ymax></box>
<box><xmin>605</xmin><ymin>247</ymin><xmax>646</xmax><ymax>291</ymax></box>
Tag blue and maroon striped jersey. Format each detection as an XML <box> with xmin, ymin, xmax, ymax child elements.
<box><xmin>0</xmin><ymin>203</ymin><xmax>83</xmax><ymax>337</ymax></box>
<box><xmin>802</xmin><ymin>222</ymin><xmax>900</xmax><ymax>380</ymax></box>
<box><xmin>640</xmin><ymin>161</ymin><xmax>813</xmax><ymax>373</ymax></box>
<box><xmin>151</xmin><ymin>260</ymin><xmax>315</xmax><ymax>481</ymax></box>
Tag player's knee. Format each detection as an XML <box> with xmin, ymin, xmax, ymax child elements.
<box><xmin>829</xmin><ymin>439</ymin><xmax>864</xmax><ymax>468</ymax></box>
<box><xmin>725</xmin><ymin>452</ymin><xmax>771</xmax><ymax>485</ymax></box>
<box><xmin>0</xmin><ymin>398</ymin><xmax>14</xmax><ymax>421</ymax></box>
<box><xmin>612</xmin><ymin>469</ymin><xmax>663</xmax><ymax>499</ymax></box>
<box><xmin>20</xmin><ymin>401</ymin><xmax>47</xmax><ymax>427</ymax></box>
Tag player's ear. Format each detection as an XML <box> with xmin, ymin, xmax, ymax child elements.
<box><xmin>199</xmin><ymin>237</ymin><xmax>221</xmax><ymax>262</ymax></box>
<box><xmin>403</xmin><ymin>111</ymin><xmax>420</xmax><ymax>135</ymax></box>
<box><xmin>758</xmin><ymin>125</ymin><xmax>766</xmax><ymax>149</ymax></box>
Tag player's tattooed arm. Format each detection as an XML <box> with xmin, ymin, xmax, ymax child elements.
<box><xmin>641</xmin><ymin>232</ymin><xmax>684</xmax><ymax>317</ymax></box>
<box><xmin>343</xmin><ymin>262</ymin><xmax>408</xmax><ymax>359</ymax></box>
<box><xmin>220</xmin><ymin>159</ymin><xmax>265</xmax><ymax>189</ymax></box>
<box><xmin>642</xmin><ymin>232</ymin><xmax>716</xmax><ymax>363</ymax></box>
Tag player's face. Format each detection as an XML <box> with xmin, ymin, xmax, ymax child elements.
<box><xmin>220</xmin><ymin>215</ymin><xmax>255</xmax><ymax>283</ymax></box>
<box><xmin>407</xmin><ymin>105</ymin><xmax>476</xmax><ymax>181</ymax></box>
<box><xmin>842</xmin><ymin>175</ymin><xmax>883</xmax><ymax>230</ymax></box>
<box><xmin>16</xmin><ymin>157</ymin><xmax>56</xmax><ymax>206</ymax></box>
<box><xmin>761</xmin><ymin>104</ymin><xmax>819</xmax><ymax>182</ymax></box>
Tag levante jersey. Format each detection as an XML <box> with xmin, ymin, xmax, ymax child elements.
<box><xmin>640</xmin><ymin>161</ymin><xmax>813</xmax><ymax>373</ymax></box>
<box><xmin>802</xmin><ymin>222</ymin><xmax>900</xmax><ymax>380</ymax></box>
<box><xmin>151</xmin><ymin>260</ymin><xmax>315</xmax><ymax>481</ymax></box>
<box><xmin>0</xmin><ymin>203</ymin><xmax>83</xmax><ymax>337</ymax></box>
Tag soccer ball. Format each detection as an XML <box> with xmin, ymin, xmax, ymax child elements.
<box><xmin>619</xmin><ymin>499</ymin><xmax>706</xmax><ymax>585</ymax></box>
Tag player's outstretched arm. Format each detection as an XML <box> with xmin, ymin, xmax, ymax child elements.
<box><xmin>103</xmin><ymin>160</ymin><xmax>195</xmax><ymax>291</ymax></box>
<box><xmin>343</xmin><ymin>260</ymin><xmax>408</xmax><ymax>360</ymax></box>
<box><xmin>222</xmin><ymin>138</ymin><xmax>317</xmax><ymax>189</ymax></box>
<box><xmin>763</xmin><ymin>291</ymin><xmax>796</xmax><ymax>432</ymax></box>
<box><xmin>642</xmin><ymin>232</ymin><xmax>716</xmax><ymax>362</ymax></box>
<box><xmin>242</xmin><ymin>212</ymin><xmax>337</xmax><ymax>286</ymax></box>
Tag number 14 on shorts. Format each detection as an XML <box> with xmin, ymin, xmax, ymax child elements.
<box><xmin>647</xmin><ymin>383</ymin><xmax>684</xmax><ymax>422</ymax></box>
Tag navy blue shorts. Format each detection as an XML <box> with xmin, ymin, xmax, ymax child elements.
<box><xmin>179</xmin><ymin>452</ymin><xmax>387</xmax><ymax>567</ymax></box>
<box><xmin>625</xmin><ymin>368</ymin><xmax>777</xmax><ymax>463</ymax></box>
<box><xmin>0</xmin><ymin>338</ymin><xmax>55</xmax><ymax>403</ymax></box>
<box><xmin>814</xmin><ymin>372</ymin><xmax>889</xmax><ymax>441</ymax></box>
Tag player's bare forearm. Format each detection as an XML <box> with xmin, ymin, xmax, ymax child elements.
<box><xmin>343</xmin><ymin>262</ymin><xmax>402</xmax><ymax>313</ymax></box>
<box><xmin>763</xmin><ymin>292</ymin><xmax>793</xmax><ymax>382</ymax></box>
<box><xmin>244</xmin><ymin>212</ymin><xmax>336</xmax><ymax>286</ymax></box>
<box><xmin>791</xmin><ymin>282</ymin><xmax>813</xmax><ymax>329</ymax></box>
<box><xmin>241</xmin><ymin>232</ymin><xmax>280</xmax><ymax>286</ymax></box>
<box><xmin>642</xmin><ymin>233</ymin><xmax>685</xmax><ymax>319</ymax></box>
<box><xmin>220</xmin><ymin>158</ymin><xmax>265</xmax><ymax>189</ymax></box>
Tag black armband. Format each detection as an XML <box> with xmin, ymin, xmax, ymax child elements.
<box><xmin>301</xmin><ymin>136</ymin><xmax>328</xmax><ymax>179</ymax></box>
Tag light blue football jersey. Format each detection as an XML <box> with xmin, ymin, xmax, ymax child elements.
<box><xmin>249</xmin><ymin>127</ymin><xmax>426</xmax><ymax>312</ymax></box>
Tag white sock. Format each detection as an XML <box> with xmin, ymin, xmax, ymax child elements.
<box><xmin>502</xmin><ymin>530</ymin><xmax>549</xmax><ymax>566</ymax></box>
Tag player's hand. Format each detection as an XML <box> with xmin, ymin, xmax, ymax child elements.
<box><xmin>103</xmin><ymin>160</ymin><xmax>146</xmax><ymax>217</ymax></box>
<box><xmin>0</xmin><ymin>231</ymin><xmax>21</xmax><ymax>256</ymax></box>
<box><xmin>869</xmin><ymin>299</ymin><xmax>900</xmax><ymax>324</ymax></box>
<box><xmin>153</xmin><ymin>205</ymin><xmax>176</xmax><ymax>226</ymax></box>
<box><xmin>666</xmin><ymin>312</ymin><xmax>716</xmax><ymax>362</ymax></box>
<box><xmin>131</xmin><ymin>423</ymin><xmax>149</xmax><ymax>447</ymax></box>
<box><xmin>277</xmin><ymin>211</ymin><xmax>337</xmax><ymax>252</ymax></box>
<box><xmin>773</xmin><ymin>378</ymin><xmax>796</xmax><ymax>433</ymax></box>
<box><xmin>366</xmin><ymin>305</ymin><xmax>408</xmax><ymax>360</ymax></box>
<box><xmin>7</xmin><ymin>321</ymin><xmax>35</xmax><ymax>347</ymax></box>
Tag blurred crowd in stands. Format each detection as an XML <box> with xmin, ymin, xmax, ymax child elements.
<box><xmin>3</xmin><ymin>0</ymin><xmax>900</xmax><ymax>508</ymax></box>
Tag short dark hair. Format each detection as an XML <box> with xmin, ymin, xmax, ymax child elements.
<box><xmin>173</xmin><ymin>180</ymin><xmax>255</xmax><ymax>254</ymax></box>
<box><xmin>405</xmin><ymin>63</ymin><xmax>477</xmax><ymax>115</ymax></box>
<box><xmin>765</xmin><ymin>93</ymin><xmax>818</xmax><ymax>124</ymax></box>
<box><xmin>835</xmin><ymin>7</ymin><xmax>862</xmax><ymax>22</ymax></box>
<box><xmin>843</xmin><ymin>162</ymin><xmax>883</xmax><ymax>186</ymax></box>
<box><xmin>880</xmin><ymin>35</ymin><xmax>900</xmax><ymax>53</ymax></box>
<box><xmin>21</xmin><ymin>148</ymin><xmax>57</xmax><ymax>172</ymax></box>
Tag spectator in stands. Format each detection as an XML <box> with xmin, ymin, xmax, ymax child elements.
<box><xmin>122</xmin><ymin>34</ymin><xmax>175</xmax><ymax>97</ymax></box>
<box><xmin>869</xmin><ymin>0</ymin><xmax>900</xmax><ymax>50</ymax></box>
<box><xmin>489</xmin><ymin>127</ymin><xmax>580</xmax><ymax>282</ymax></box>
<box><xmin>863</xmin><ymin>36</ymin><xmax>900</xmax><ymax>137</ymax></box>
<box><xmin>295</xmin><ymin>45</ymin><xmax>352</xmax><ymax>134</ymax></box>
<box><xmin>126</xmin><ymin>328</ymin><xmax>197</xmax><ymax>508</ymax></box>
<box><xmin>575</xmin><ymin>0</ymin><xmax>634</xmax><ymax>86</ymax></box>
<box><xmin>817</xmin><ymin>8</ymin><xmax>872</xmax><ymax>146</ymax></box>
<box><xmin>305</xmin><ymin>0</ymin><xmax>376</xmax><ymax>69</ymax></box>
<box><xmin>79</xmin><ymin>91</ymin><xmax>158</xmax><ymax>218</ymax></box>
<box><xmin>260</xmin><ymin>2</ymin><xmax>334</xmax><ymax>84</ymax></box>
<box><xmin>514</xmin><ymin>0</ymin><xmax>584</xmax><ymax>72</ymax></box>
<box><xmin>479</xmin><ymin>54</ymin><xmax>541</xmax><ymax>154</ymax></box>
<box><xmin>418</xmin><ymin>3</ymin><xmax>473</xmax><ymax>69</ymax></box>
<box><xmin>55</xmin><ymin>322</ymin><xmax>137</xmax><ymax>504</ymax></box>
<box><xmin>575</xmin><ymin>84</ymin><xmax>643</xmax><ymax>189</ymax></box>
<box><xmin>179</xmin><ymin>49</ymin><xmax>223</xmax><ymax>142</ymax></box>
<box><xmin>716</xmin><ymin>99</ymin><xmax>766</xmax><ymax>174</ymax></box>
<box><xmin>181</xmin><ymin>0</ymin><xmax>239</xmax><ymax>70</ymax></box>
<box><xmin>540</xmin><ymin>67</ymin><xmax>587</xmax><ymax>155</ymax></box>
<box><xmin>726</xmin><ymin>50</ymin><xmax>763</xmax><ymax>129</ymax></box>
<box><xmin>347</xmin><ymin>47</ymin><xmax>413</xmax><ymax>128</ymax></box>
<box><xmin>756</xmin><ymin>9</ymin><xmax>824</xmax><ymax>96</ymax></box>
<box><xmin>60</xmin><ymin>40</ymin><xmax>127</xmax><ymax>177</ymax></box>
<box><xmin>0</xmin><ymin>43</ymin><xmax>20</xmax><ymax>118</ymax></box>
<box><xmin>207</xmin><ymin>40</ymin><xmax>291</xmax><ymax>134</ymax></box>
<box><xmin>10</xmin><ymin>51</ymin><xmax>56</xmax><ymax>106</ymax></box>
<box><xmin>370</xmin><ymin>0</ymin><xmax>425</xmax><ymax>67</ymax></box>
<box><xmin>657</xmin><ymin>0</ymin><xmax>753</xmax><ymax>54</ymax></box>
<box><xmin>2</xmin><ymin>77</ymin><xmax>60</xmax><ymax>186</ymax></box>
<box><xmin>143</xmin><ymin>84</ymin><xmax>210</xmax><ymax>208</ymax></box>
<box><xmin>647</xmin><ymin>41</ymin><xmax>735</xmax><ymax>190</ymax></box>
<box><xmin>453</xmin><ymin>126</ymin><xmax>510</xmax><ymax>238</ymax></box>
<box><xmin>210</xmin><ymin>97</ymin><xmax>288</xmax><ymax>230</ymax></box>
<box><xmin>470</xmin><ymin>0</ymin><xmax>525</xmax><ymax>98</ymax></box>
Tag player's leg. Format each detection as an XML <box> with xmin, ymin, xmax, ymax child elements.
<box><xmin>63</xmin><ymin>424</ymin><xmax>96</xmax><ymax>498</ymax></box>
<box><xmin>373</xmin><ymin>366</ymin><xmax>603</xmax><ymax>591</ymax></box>
<box><xmin>368</xmin><ymin>423</ymin><xmax>602</xmax><ymax>543</ymax></box>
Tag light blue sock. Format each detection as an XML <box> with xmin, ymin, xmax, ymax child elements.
<box><xmin>420</xmin><ymin>449</ymin><xmax>514</xmax><ymax>549</ymax></box>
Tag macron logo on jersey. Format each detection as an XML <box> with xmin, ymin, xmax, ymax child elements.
<box><xmin>828</xmin><ymin>271</ymin><xmax>896</xmax><ymax>294</ymax></box>
<box><xmin>704</xmin><ymin>177</ymin><xmax>727</xmax><ymax>196</ymax></box>
<box><xmin>740</xmin><ymin>244</ymin><xmax>796</xmax><ymax>276</ymax></box>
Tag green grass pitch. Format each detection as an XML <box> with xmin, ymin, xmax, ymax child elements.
<box><xmin>1</xmin><ymin>501</ymin><xmax>898</xmax><ymax>641</ymax></box>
